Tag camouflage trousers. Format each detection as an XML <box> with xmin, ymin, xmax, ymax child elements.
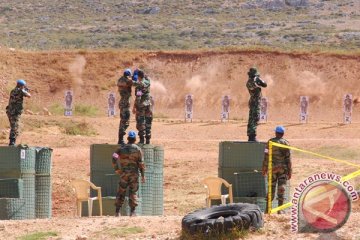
<box><xmin>135</xmin><ymin>104</ymin><xmax>152</xmax><ymax>138</ymax></box>
<box><xmin>247</xmin><ymin>100</ymin><xmax>260</xmax><ymax>136</ymax></box>
<box><xmin>115</xmin><ymin>172</ymin><xmax>139</xmax><ymax>209</ymax></box>
<box><xmin>118</xmin><ymin>97</ymin><xmax>131</xmax><ymax>136</ymax></box>
<box><xmin>267</xmin><ymin>172</ymin><xmax>287</xmax><ymax>203</ymax></box>
<box><xmin>6</xmin><ymin>112</ymin><xmax>21</xmax><ymax>140</ymax></box>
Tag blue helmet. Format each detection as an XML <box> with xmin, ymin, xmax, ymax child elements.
<box><xmin>124</xmin><ymin>68</ymin><xmax>132</xmax><ymax>77</ymax></box>
<box><xmin>17</xmin><ymin>79</ymin><xmax>26</xmax><ymax>86</ymax></box>
<box><xmin>132</xmin><ymin>74</ymin><xmax>138</xmax><ymax>81</ymax></box>
<box><xmin>275</xmin><ymin>126</ymin><xmax>285</xmax><ymax>134</ymax></box>
<box><xmin>128</xmin><ymin>130</ymin><xmax>136</xmax><ymax>138</ymax></box>
<box><xmin>133</xmin><ymin>69</ymin><xmax>139</xmax><ymax>76</ymax></box>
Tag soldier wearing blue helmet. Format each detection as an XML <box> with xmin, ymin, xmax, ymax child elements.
<box><xmin>117</xmin><ymin>68</ymin><xmax>134</xmax><ymax>145</ymax></box>
<box><xmin>112</xmin><ymin>130</ymin><xmax>145</xmax><ymax>217</ymax></box>
<box><xmin>262</xmin><ymin>126</ymin><xmax>292</xmax><ymax>214</ymax></box>
<box><xmin>6</xmin><ymin>79</ymin><xmax>31</xmax><ymax>146</ymax></box>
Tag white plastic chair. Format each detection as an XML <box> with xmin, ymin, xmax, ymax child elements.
<box><xmin>202</xmin><ymin>177</ymin><xmax>233</xmax><ymax>207</ymax></box>
<box><xmin>70</xmin><ymin>179</ymin><xmax>103</xmax><ymax>217</ymax></box>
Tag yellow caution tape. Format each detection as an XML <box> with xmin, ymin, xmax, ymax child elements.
<box><xmin>267</xmin><ymin>144</ymin><xmax>273</xmax><ymax>214</ymax></box>
<box><xmin>342</xmin><ymin>169</ymin><xmax>360</xmax><ymax>182</ymax></box>
<box><xmin>271</xmin><ymin>142</ymin><xmax>360</xmax><ymax>168</ymax></box>
<box><xmin>267</xmin><ymin>142</ymin><xmax>360</xmax><ymax>214</ymax></box>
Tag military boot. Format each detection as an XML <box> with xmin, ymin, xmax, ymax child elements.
<box><xmin>9</xmin><ymin>138</ymin><xmax>16</xmax><ymax>146</ymax></box>
<box><xmin>248</xmin><ymin>134</ymin><xmax>257</xmax><ymax>142</ymax></box>
<box><xmin>115</xmin><ymin>207</ymin><xmax>121</xmax><ymax>217</ymax></box>
<box><xmin>130</xmin><ymin>208</ymin><xmax>136</xmax><ymax>217</ymax></box>
<box><xmin>139</xmin><ymin>136</ymin><xmax>145</xmax><ymax>144</ymax></box>
<box><xmin>145</xmin><ymin>136</ymin><xmax>151</xmax><ymax>144</ymax></box>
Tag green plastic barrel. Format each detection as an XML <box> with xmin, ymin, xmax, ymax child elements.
<box><xmin>0</xmin><ymin>198</ymin><xmax>26</xmax><ymax>220</ymax></box>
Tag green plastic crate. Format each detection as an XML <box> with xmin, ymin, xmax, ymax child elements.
<box><xmin>0</xmin><ymin>198</ymin><xmax>26</xmax><ymax>220</ymax></box>
<box><xmin>219</xmin><ymin>141</ymin><xmax>265</xmax><ymax>170</ymax></box>
<box><xmin>234</xmin><ymin>172</ymin><xmax>267</xmax><ymax>197</ymax></box>
<box><xmin>0</xmin><ymin>146</ymin><xmax>36</xmax><ymax>177</ymax></box>
<box><xmin>35</xmin><ymin>147</ymin><xmax>53</xmax><ymax>174</ymax></box>
<box><xmin>22</xmin><ymin>173</ymin><xmax>35</xmax><ymax>219</ymax></box>
<box><xmin>0</xmin><ymin>178</ymin><xmax>23</xmax><ymax>198</ymax></box>
<box><xmin>35</xmin><ymin>175</ymin><xmax>52</xmax><ymax>219</ymax></box>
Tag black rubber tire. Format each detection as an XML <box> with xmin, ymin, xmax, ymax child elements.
<box><xmin>182</xmin><ymin>203</ymin><xmax>263</xmax><ymax>234</ymax></box>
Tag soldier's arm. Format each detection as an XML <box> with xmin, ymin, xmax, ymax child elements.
<box><xmin>22</xmin><ymin>89</ymin><xmax>31</xmax><ymax>98</ymax></box>
<box><xmin>262</xmin><ymin>141</ymin><xmax>270</xmax><ymax>176</ymax></box>
<box><xmin>112</xmin><ymin>149</ymin><xmax>122</xmax><ymax>174</ymax></box>
<box><xmin>138</xmin><ymin>149</ymin><xmax>145</xmax><ymax>178</ymax></box>
<box><xmin>143</xmin><ymin>77</ymin><xmax>151</xmax><ymax>88</ymax></box>
<box><xmin>126</xmin><ymin>76</ymin><xmax>133</xmax><ymax>87</ymax></box>
<box><xmin>284</xmin><ymin>142</ymin><xmax>292</xmax><ymax>179</ymax></box>
<box><xmin>255</xmin><ymin>77</ymin><xmax>267</xmax><ymax>88</ymax></box>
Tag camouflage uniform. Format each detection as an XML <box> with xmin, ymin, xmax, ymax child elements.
<box><xmin>117</xmin><ymin>75</ymin><xmax>133</xmax><ymax>143</ymax></box>
<box><xmin>6</xmin><ymin>87</ymin><xmax>29</xmax><ymax>145</ymax></box>
<box><xmin>112</xmin><ymin>143</ymin><xmax>145</xmax><ymax>213</ymax></box>
<box><xmin>263</xmin><ymin>137</ymin><xmax>292</xmax><ymax>206</ymax></box>
<box><xmin>133</xmin><ymin>77</ymin><xmax>152</xmax><ymax>143</ymax></box>
<box><xmin>246</xmin><ymin>69</ymin><xmax>267</xmax><ymax>140</ymax></box>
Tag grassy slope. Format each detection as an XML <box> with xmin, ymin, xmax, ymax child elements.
<box><xmin>0</xmin><ymin>0</ymin><xmax>359</xmax><ymax>51</ymax></box>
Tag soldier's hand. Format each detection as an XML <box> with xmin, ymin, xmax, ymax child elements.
<box><xmin>262</xmin><ymin>169</ymin><xmax>267</xmax><ymax>176</ymax></box>
<box><xmin>141</xmin><ymin>176</ymin><xmax>146</xmax><ymax>183</ymax></box>
<box><xmin>287</xmin><ymin>173</ymin><xmax>291</xmax><ymax>180</ymax></box>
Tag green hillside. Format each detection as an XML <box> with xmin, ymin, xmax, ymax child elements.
<box><xmin>0</xmin><ymin>0</ymin><xmax>359</xmax><ymax>51</ymax></box>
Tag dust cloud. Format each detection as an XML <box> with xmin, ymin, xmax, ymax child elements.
<box><xmin>68</xmin><ymin>55</ymin><xmax>86</xmax><ymax>93</ymax></box>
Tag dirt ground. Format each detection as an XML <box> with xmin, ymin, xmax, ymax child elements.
<box><xmin>0</xmin><ymin>49</ymin><xmax>360</xmax><ymax>239</ymax></box>
<box><xmin>0</xmin><ymin>115</ymin><xmax>359</xmax><ymax>239</ymax></box>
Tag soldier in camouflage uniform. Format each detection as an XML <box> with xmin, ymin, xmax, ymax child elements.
<box><xmin>132</xmin><ymin>70</ymin><xmax>153</xmax><ymax>144</ymax></box>
<box><xmin>112</xmin><ymin>130</ymin><xmax>146</xmax><ymax>216</ymax></box>
<box><xmin>5</xmin><ymin>79</ymin><xmax>31</xmax><ymax>146</ymax></box>
<box><xmin>262</xmin><ymin>126</ymin><xmax>292</xmax><ymax>214</ymax></box>
<box><xmin>117</xmin><ymin>68</ymin><xmax>133</xmax><ymax>145</ymax></box>
<box><xmin>246</xmin><ymin>67</ymin><xmax>267</xmax><ymax>141</ymax></box>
